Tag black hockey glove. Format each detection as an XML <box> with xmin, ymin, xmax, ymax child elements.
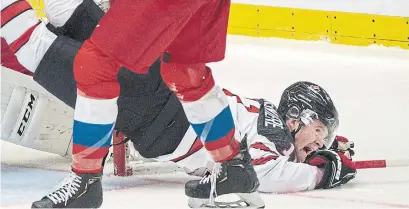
<box><xmin>306</xmin><ymin>150</ymin><xmax>357</xmax><ymax>189</ymax></box>
<box><xmin>329</xmin><ymin>135</ymin><xmax>355</xmax><ymax>160</ymax></box>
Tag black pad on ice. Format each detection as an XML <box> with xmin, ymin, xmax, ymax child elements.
<box><xmin>116</xmin><ymin>60</ymin><xmax>189</xmax><ymax>158</ymax></box>
<box><xmin>33</xmin><ymin>36</ymin><xmax>81</xmax><ymax>108</ymax></box>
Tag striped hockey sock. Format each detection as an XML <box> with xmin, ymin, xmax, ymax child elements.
<box><xmin>71</xmin><ymin>94</ymin><xmax>118</xmax><ymax>173</ymax></box>
<box><xmin>183</xmin><ymin>86</ymin><xmax>240</xmax><ymax>162</ymax></box>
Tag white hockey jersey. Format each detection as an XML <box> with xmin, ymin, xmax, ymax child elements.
<box><xmin>155</xmin><ymin>89</ymin><xmax>322</xmax><ymax>193</ymax></box>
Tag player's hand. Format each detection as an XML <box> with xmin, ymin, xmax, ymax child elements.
<box><xmin>306</xmin><ymin>150</ymin><xmax>357</xmax><ymax>189</ymax></box>
<box><xmin>329</xmin><ymin>135</ymin><xmax>355</xmax><ymax>160</ymax></box>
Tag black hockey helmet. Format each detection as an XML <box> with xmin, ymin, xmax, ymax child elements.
<box><xmin>277</xmin><ymin>81</ymin><xmax>339</xmax><ymax>148</ymax></box>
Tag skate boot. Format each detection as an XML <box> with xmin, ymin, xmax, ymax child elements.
<box><xmin>31</xmin><ymin>171</ymin><xmax>103</xmax><ymax>208</ymax></box>
<box><xmin>185</xmin><ymin>139</ymin><xmax>265</xmax><ymax>208</ymax></box>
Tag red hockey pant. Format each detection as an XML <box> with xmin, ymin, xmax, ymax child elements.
<box><xmin>74</xmin><ymin>0</ymin><xmax>230</xmax><ymax>99</ymax></box>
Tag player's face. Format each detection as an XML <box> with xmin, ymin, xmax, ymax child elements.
<box><xmin>294</xmin><ymin>119</ymin><xmax>328</xmax><ymax>162</ymax></box>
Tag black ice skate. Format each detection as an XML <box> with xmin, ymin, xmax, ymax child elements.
<box><xmin>31</xmin><ymin>171</ymin><xmax>103</xmax><ymax>208</ymax></box>
<box><xmin>185</xmin><ymin>139</ymin><xmax>265</xmax><ymax>208</ymax></box>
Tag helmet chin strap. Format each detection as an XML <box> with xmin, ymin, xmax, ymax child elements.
<box><xmin>291</xmin><ymin>123</ymin><xmax>303</xmax><ymax>138</ymax></box>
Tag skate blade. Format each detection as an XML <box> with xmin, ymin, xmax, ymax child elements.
<box><xmin>188</xmin><ymin>192</ymin><xmax>265</xmax><ymax>208</ymax></box>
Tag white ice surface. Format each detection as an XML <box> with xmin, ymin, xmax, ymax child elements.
<box><xmin>2</xmin><ymin>36</ymin><xmax>409</xmax><ymax>208</ymax></box>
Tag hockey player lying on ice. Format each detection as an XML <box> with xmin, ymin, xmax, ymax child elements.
<box><xmin>1</xmin><ymin>0</ymin><xmax>356</xmax><ymax>208</ymax></box>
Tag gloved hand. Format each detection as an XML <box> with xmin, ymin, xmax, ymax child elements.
<box><xmin>306</xmin><ymin>150</ymin><xmax>357</xmax><ymax>189</ymax></box>
<box><xmin>329</xmin><ymin>135</ymin><xmax>355</xmax><ymax>160</ymax></box>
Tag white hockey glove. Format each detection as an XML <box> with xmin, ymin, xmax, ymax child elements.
<box><xmin>1</xmin><ymin>67</ymin><xmax>73</xmax><ymax>157</ymax></box>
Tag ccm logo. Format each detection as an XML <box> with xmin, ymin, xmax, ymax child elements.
<box><xmin>17</xmin><ymin>94</ymin><xmax>36</xmax><ymax>136</ymax></box>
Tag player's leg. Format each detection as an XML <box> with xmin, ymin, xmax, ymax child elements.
<box><xmin>33</xmin><ymin>1</ymin><xmax>223</xmax><ymax>208</ymax></box>
<box><xmin>67</xmin><ymin>0</ymin><xmax>207</xmax><ymax>181</ymax></box>
<box><xmin>41</xmin><ymin>0</ymin><xmax>114</xmax><ymax>177</ymax></box>
<box><xmin>0</xmin><ymin>3</ymin><xmax>104</xmax><ymax>207</ymax></box>
<box><xmin>70</xmin><ymin>0</ymin><xmax>206</xmax><ymax>179</ymax></box>
<box><xmin>64</xmin><ymin>0</ymin><xmax>198</xmax><ymax>181</ymax></box>
<box><xmin>159</xmin><ymin>0</ymin><xmax>264</xmax><ymax>207</ymax></box>
<box><xmin>28</xmin><ymin>1</ymin><xmax>110</xmax><ymax>208</ymax></box>
<box><xmin>160</xmin><ymin>0</ymin><xmax>235</xmax><ymax>161</ymax></box>
<box><xmin>31</xmin><ymin>38</ymin><xmax>121</xmax><ymax>208</ymax></box>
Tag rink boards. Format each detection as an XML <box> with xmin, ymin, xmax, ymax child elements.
<box><xmin>26</xmin><ymin>0</ymin><xmax>409</xmax><ymax>49</ymax></box>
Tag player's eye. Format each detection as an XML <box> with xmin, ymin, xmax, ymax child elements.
<box><xmin>314</xmin><ymin>127</ymin><xmax>328</xmax><ymax>139</ymax></box>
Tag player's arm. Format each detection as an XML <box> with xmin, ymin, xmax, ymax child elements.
<box><xmin>1</xmin><ymin>38</ymin><xmax>33</xmax><ymax>76</ymax></box>
<box><xmin>220</xmin><ymin>93</ymin><xmax>318</xmax><ymax>192</ymax></box>
<box><xmin>246</xmin><ymin>123</ymin><xmax>322</xmax><ymax>192</ymax></box>
<box><xmin>250</xmin><ymin>142</ymin><xmax>322</xmax><ymax>193</ymax></box>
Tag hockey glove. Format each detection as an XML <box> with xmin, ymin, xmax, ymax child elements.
<box><xmin>306</xmin><ymin>150</ymin><xmax>357</xmax><ymax>189</ymax></box>
<box><xmin>329</xmin><ymin>135</ymin><xmax>355</xmax><ymax>160</ymax></box>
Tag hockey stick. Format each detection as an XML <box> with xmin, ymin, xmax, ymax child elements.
<box><xmin>353</xmin><ymin>159</ymin><xmax>409</xmax><ymax>169</ymax></box>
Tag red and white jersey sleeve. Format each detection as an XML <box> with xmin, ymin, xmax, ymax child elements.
<box><xmin>246</xmin><ymin>123</ymin><xmax>321</xmax><ymax>193</ymax></box>
<box><xmin>224</xmin><ymin>89</ymin><xmax>321</xmax><ymax>193</ymax></box>
<box><xmin>1</xmin><ymin>0</ymin><xmax>56</xmax><ymax>72</ymax></box>
<box><xmin>162</xmin><ymin>89</ymin><xmax>322</xmax><ymax>192</ymax></box>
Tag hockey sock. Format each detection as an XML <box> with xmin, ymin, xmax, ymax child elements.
<box><xmin>160</xmin><ymin>62</ymin><xmax>240</xmax><ymax>162</ymax></box>
<box><xmin>71</xmin><ymin>38</ymin><xmax>122</xmax><ymax>173</ymax></box>
<box><xmin>71</xmin><ymin>94</ymin><xmax>117</xmax><ymax>174</ymax></box>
